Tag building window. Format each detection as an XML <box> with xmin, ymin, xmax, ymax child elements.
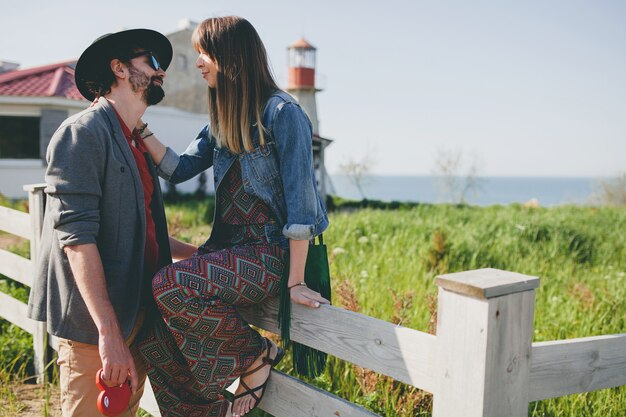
<box><xmin>0</xmin><ymin>116</ymin><xmax>40</xmax><ymax>159</ymax></box>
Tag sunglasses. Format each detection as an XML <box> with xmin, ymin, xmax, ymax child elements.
<box><xmin>129</xmin><ymin>50</ymin><xmax>161</xmax><ymax>71</ymax></box>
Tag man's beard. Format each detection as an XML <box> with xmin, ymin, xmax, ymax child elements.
<box><xmin>128</xmin><ymin>65</ymin><xmax>164</xmax><ymax>106</ymax></box>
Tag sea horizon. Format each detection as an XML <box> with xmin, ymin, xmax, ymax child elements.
<box><xmin>328</xmin><ymin>175</ymin><xmax>603</xmax><ymax>206</ymax></box>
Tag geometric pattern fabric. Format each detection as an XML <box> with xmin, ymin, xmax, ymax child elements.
<box><xmin>139</xmin><ymin>161</ymin><xmax>286</xmax><ymax>417</ymax></box>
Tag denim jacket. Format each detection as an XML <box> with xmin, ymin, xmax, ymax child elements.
<box><xmin>157</xmin><ymin>90</ymin><xmax>329</xmax><ymax>249</ymax></box>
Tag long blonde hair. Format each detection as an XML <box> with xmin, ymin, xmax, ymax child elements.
<box><xmin>192</xmin><ymin>16</ymin><xmax>279</xmax><ymax>153</ymax></box>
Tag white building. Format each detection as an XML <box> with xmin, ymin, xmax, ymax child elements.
<box><xmin>0</xmin><ymin>60</ymin><xmax>208</xmax><ymax>198</ymax></box>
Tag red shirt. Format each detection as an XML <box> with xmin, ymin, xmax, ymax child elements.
<box><xmin>111</xmin><ymin>107</ymin><xmax>159</xmax><ymax>276</ymax></box>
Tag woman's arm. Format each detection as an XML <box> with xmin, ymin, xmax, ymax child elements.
<box><xmin>143</xmin><ymin>135</ymin><xmax>167</xmax><ymax>166</ymax></box>
<box><xmin>272</xmin><ymin>102</ymin><xmax>327</xmax><ymax>240</ymax></box>
<box><xmin>136</xmin><ymin>120</ymin><xmax>215</xmax><ymax>184</ymax></box>
<box><xmin>136</xmin><ymin>120</ymin><xmax>166</xmax><ymax>164</ymax></box>
<box><xmin>270</xmin><ymin>102</ymin><xmax>330</xmax><ymax>307</ymax></box>
<box><xmin>287</xmin><ymin>238</ymin><xmax>330</xmax><ymax>308</ymax></box>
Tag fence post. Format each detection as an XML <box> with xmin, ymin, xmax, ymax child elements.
<box><xmin>433</xmin><ymin>268</ymin><xmax>540</xmax><ymax>417</ymax></box>
<box><xmin>24</xmin><ymin>183</ymin><xmax>47</xmax><ymax>384</ymax></box>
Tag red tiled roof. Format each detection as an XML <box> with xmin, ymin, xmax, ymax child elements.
<box><xmin>289</xmin><ymin>38</ymin><xmax>316</xmax><ymax>50</ymax></box>
<box><xmin>0</xmin><ymin>61</ymin><xmax>85</xmax><ymax>101</ymax></box>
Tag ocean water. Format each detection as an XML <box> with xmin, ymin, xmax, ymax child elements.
<box><xmin>329</xmin><ymin>175</ymin><xmax>600</xmax><ymax>206</ymax></box>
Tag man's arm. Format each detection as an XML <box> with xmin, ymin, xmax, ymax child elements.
<box><xmin>45</xmin><ymin>124</ymin><xmax>139</xmax><ymax>390</ymax></box>
<box><xmin>169</xmin><ymin>236</ymin><xmax>198</xmax><ymax>262</ymax></box>
<box><xmin>64</xmin><ymin>243</ymin><xmax>139</xmax><ymax>393</ymax></box>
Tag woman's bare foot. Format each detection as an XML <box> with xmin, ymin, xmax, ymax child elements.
<box><xmin>231</xmin><ymin>338</ymin><xmax>279</xmax><ymax>417</ymax></box>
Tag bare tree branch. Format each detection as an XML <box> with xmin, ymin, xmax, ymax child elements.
<box><xmin>432</xmin><ymin>147</ymin><xmax>483</xmax><ymax>204</ymax></box>
<box><xmin>592</xmin><ymin>172</ymin><xmax>626</xmax><ymax>206</ymax></box>
<box><xmin>339</xmin><ymin>149</ymin><xmax>377</xmax><ymax>199</ymax></box>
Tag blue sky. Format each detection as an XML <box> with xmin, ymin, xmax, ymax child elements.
<box><xmin>2</xmin><ymin>0</ymin><xmax>625</xmax><ymax>177</ymax></box>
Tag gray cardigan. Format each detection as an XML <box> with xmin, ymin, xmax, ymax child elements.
<box><xmin>27</xmin><ymin>97</ymin><xmax>171</xmax><ymax>344</ymax></box>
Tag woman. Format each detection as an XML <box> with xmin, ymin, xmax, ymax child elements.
<box><xmin>137</xmin><ymin>16</ymin><xmax>330</xmax><ymax>417</ymax></box>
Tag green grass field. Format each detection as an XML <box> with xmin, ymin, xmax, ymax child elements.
<box><xmin>1</xmin><ymin>198</ymin><xmax>624</xmax><ymax>416</ymax></box>
<box><xmin>320</xmin><ymin>204</ymin><xmax>625</xmax><ymax>416</ymax></box>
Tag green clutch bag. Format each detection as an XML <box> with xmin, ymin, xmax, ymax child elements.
<box><xmin>278</xmin><ymin>234</ymin><xmax>332</xmax><ymax>378</ymax></box>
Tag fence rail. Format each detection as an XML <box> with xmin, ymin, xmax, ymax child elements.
<box><xmin>0</xmin><ymin>248</ymin><xmax>33</xmax><ymax>286</ymax></box>
<box><xmin>529</xmin><ymin>333</ymin><xmax>626</xmax><ymax>401</ymax></box>
<box><xmin>0</xmin><ymin>205</ymin><xmax>30</xmax><ymax>239</ymax></box>
<box><xmin>240</xmin><ymin>297</ymin><xmax>439</xmax><ymax>392</ymax></box>
<box><xmin>0</xmin><ymin>184</ymin><xmax>624</xmax><ymax>417</ymax></box>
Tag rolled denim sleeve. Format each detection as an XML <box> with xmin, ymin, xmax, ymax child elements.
<box><xmin>156</xmin><ymin>124</ymin><xmax>215</xmax><ymax>184</ymax></box>
<box><xmin>45</xmin><ymin>123</ymin><xmax>103</xmax><ymax>248</ymax></box>
<box><xmin>272</xmin><ymin>102</ymin><xmax>326</xmax><ymax>240</ymax></box>
<box><xmin>155</xmin><ymin>147</ymin><xmax>180</xmax><ymax>181</ymax></box>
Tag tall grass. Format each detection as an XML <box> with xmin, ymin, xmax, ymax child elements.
<box><xmin>168</xmin><ymin>201</ymin><xmax>625</xmax><ymax>416</ymax></box>
<box><xmin>326</xmin><ymin>205</ymin><xmax>624</xmax><ymax>339</ymax></box>
<box><xmin>163</xmin><ymin>198</ymin><xmax>214</xmax><ymax>246</ymax></box>
<box><xmin>321</xmin><ymin>204</ymin><xmax>625</xmax><ymax>416</ymax></box>
<box><xmin>1</xmin><ymin>199</ymin><xmax>624</xmax><ymax>416</ymax></box>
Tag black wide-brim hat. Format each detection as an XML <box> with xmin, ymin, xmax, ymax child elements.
<box><xmin>75</xmin><ymin>28</ymin><xmax>173</xmax><ymax>101</ymax></box>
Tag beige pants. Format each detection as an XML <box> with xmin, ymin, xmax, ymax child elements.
<box><xmin>56</xmin><ymin>339</ymin><xmax>147</xmax><ymax>417</ymax></box>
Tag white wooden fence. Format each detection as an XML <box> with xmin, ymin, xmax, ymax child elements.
<box><xmin>0</xmin><ymin>184</ymin><xmax>625</xmax><ymax>417</ymax></box>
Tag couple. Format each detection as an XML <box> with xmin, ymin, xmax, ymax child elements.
<box><xmin>27</xmin><ymin>16</ymin><xmax>329</xmax><ymax>417</ymax></box>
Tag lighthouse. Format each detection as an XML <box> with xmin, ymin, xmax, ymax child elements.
<box><xmin>286</xmin><ymin>38</ymin><xmax>320</xmax><ymax>133</ymax></box>
<box><xmin>286</xmin><ymin>38</ymin><xmax>333</xmax><ymax>198</ymax></box>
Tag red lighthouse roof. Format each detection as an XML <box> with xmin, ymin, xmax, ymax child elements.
<box><xmin>0</xmin><ymin>61</ymin><xmax>85</xmax><ymax>101</ymax></box>
<box><xmin>289</xmin><ymin>37</ymin><xmax>316</xmax><ymax>50</ymax></box>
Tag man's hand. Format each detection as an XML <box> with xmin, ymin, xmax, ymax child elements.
<box><xmin>99</xmin><ymin>331</ymin><xmax>138</xmax><ymax>393</ymax></box>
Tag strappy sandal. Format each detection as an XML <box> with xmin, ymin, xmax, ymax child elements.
<box><xmin>226</xmin><ymin>337</ymin><xmax>285</xmax><ymax>415</ymax></box>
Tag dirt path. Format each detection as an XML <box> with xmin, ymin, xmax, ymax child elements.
<box><xmin>3</xmin><ymin>383</ymin><xmax>61</xmax><ymax>417</ymax></box>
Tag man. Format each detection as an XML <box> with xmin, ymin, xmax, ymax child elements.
<box><xmin>27</xmin><ymin>29</ymin><xmax>196</xmax><ymax>416</ymax></box>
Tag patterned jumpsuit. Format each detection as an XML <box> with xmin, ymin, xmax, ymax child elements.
<box><xmin>139</xmin><ymin>159</ymin><xmax>287</xmax><ymax>416</ymax></box>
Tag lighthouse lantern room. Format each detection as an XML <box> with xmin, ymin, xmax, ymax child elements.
<box><xmin>288</xmin><ymin>38</ymin><xmax>316</xmax><ymax>89</ymax></box>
